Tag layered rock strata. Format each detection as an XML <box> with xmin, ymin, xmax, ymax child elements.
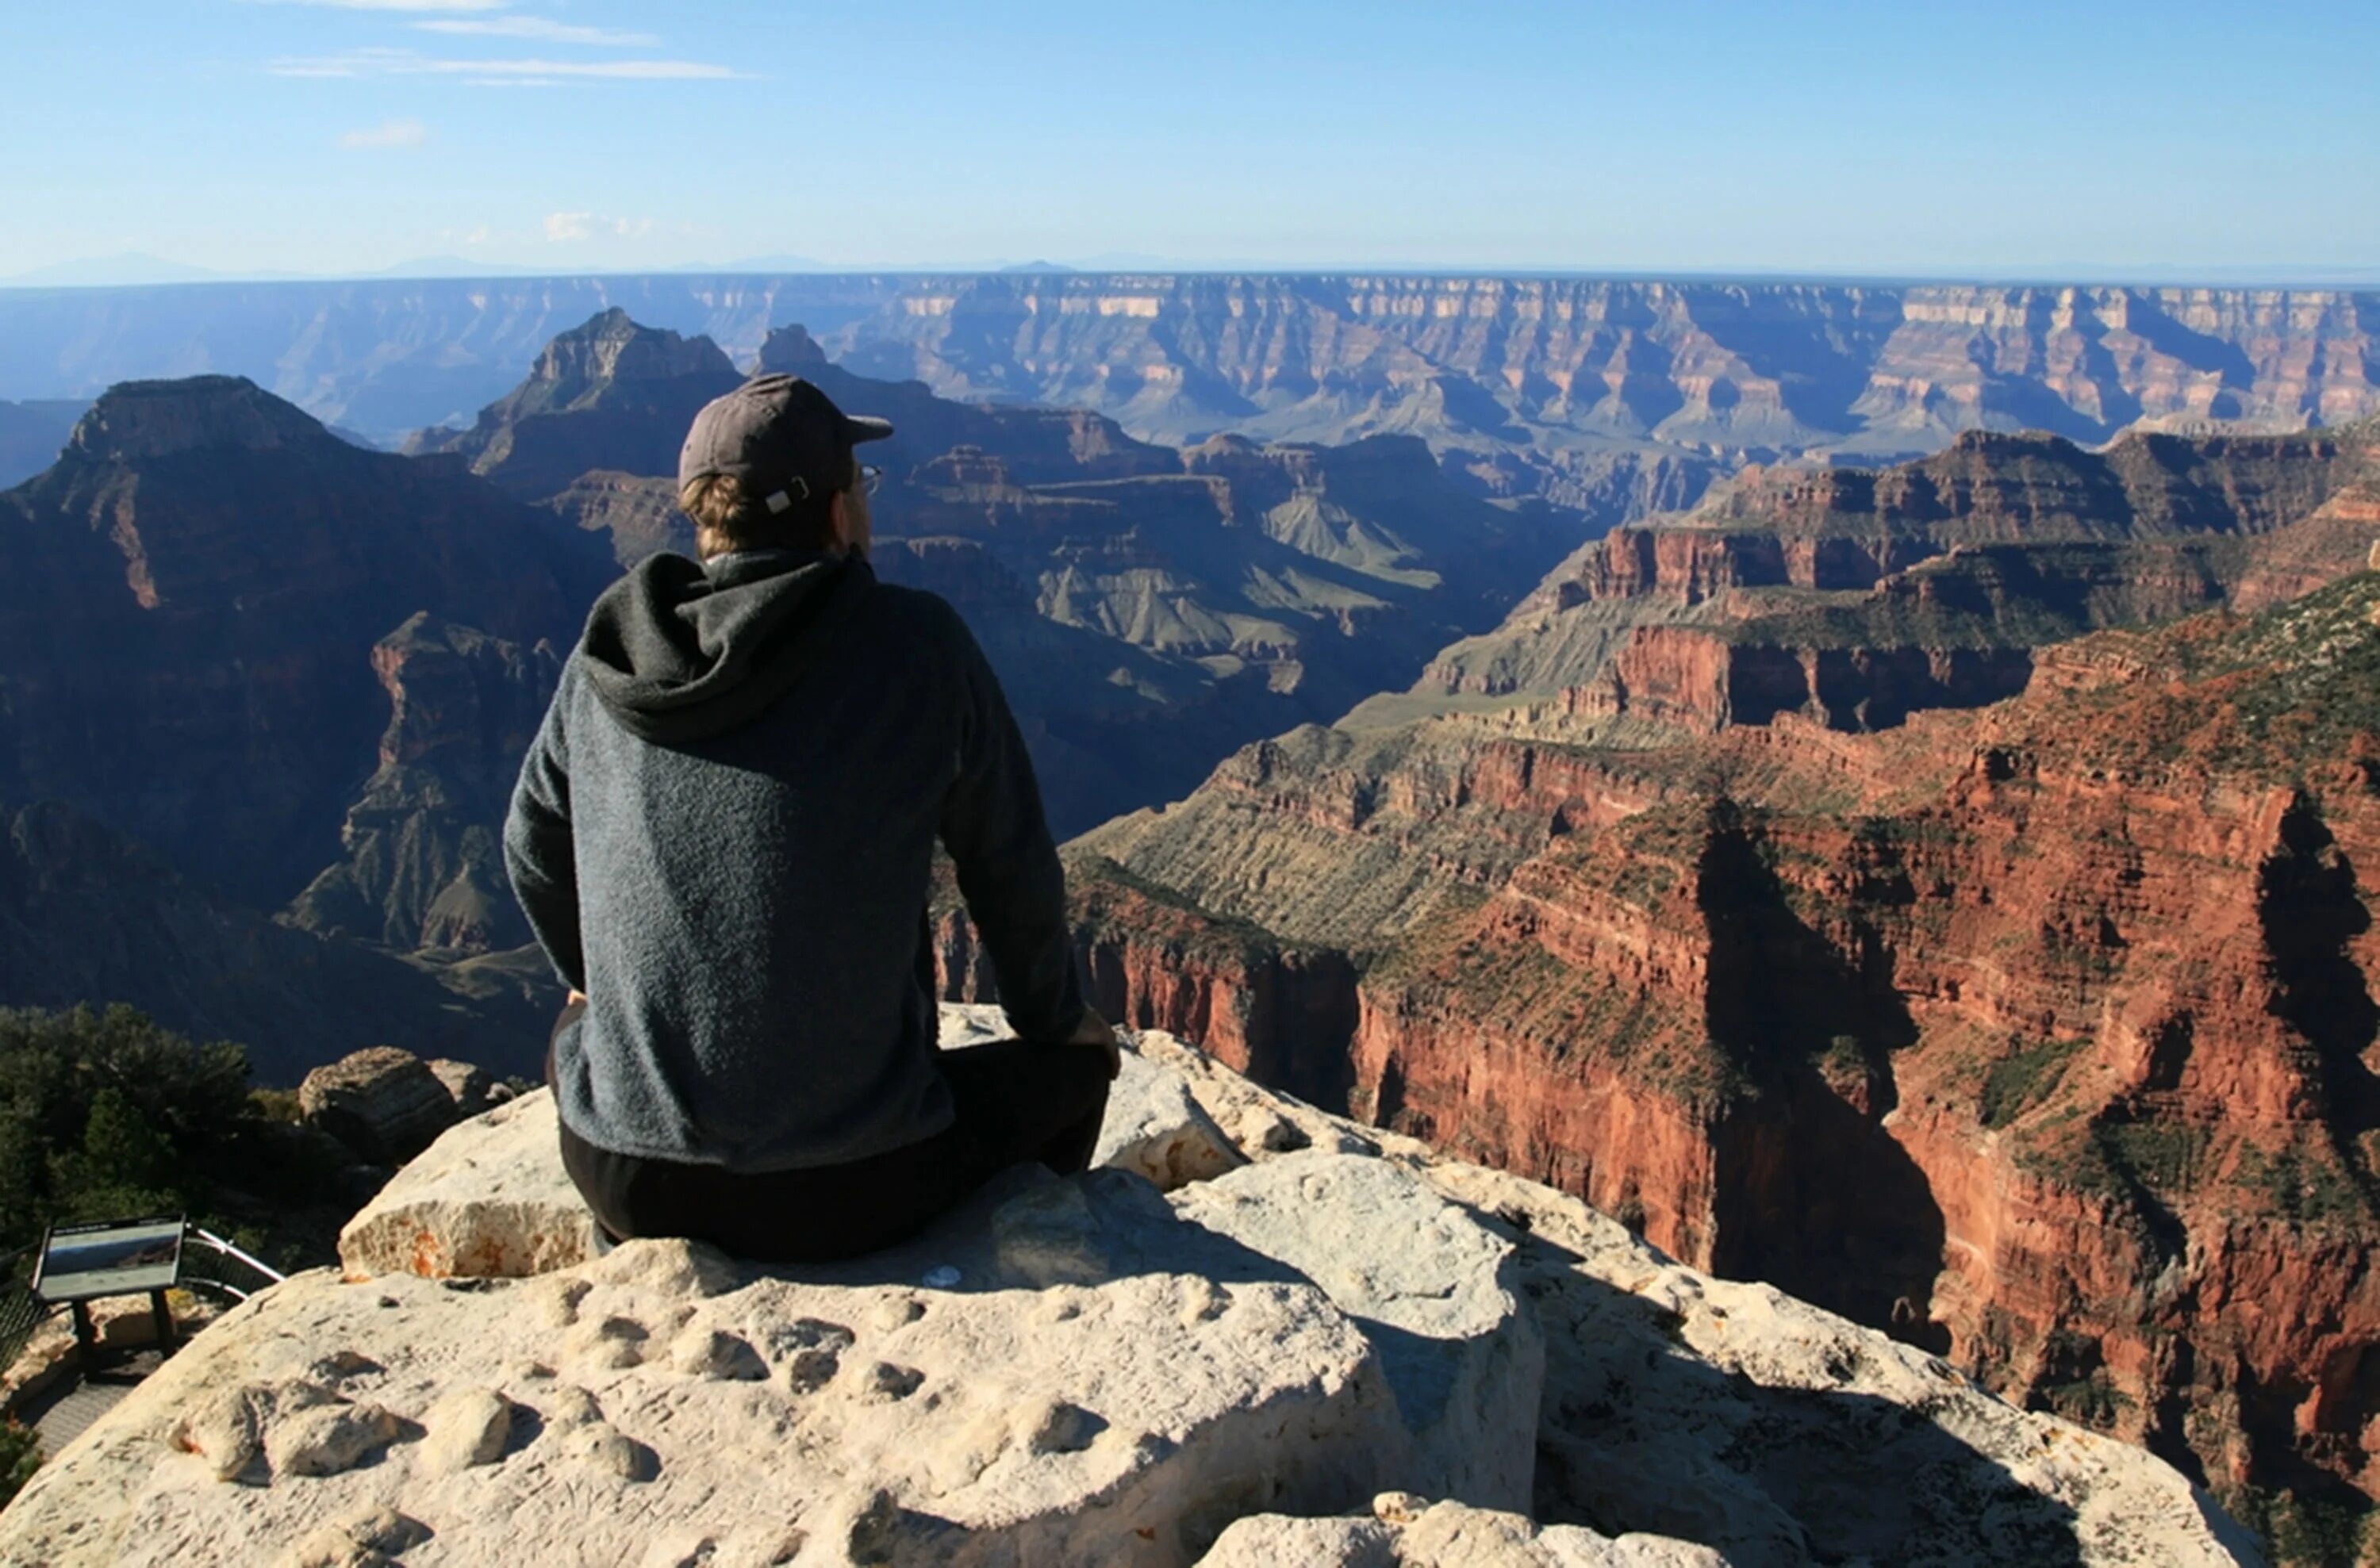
<box><xmin>1027</xmin><ymin>569</ymin><xmax>2380</xmax><ymax>1526</ymax></box>
<box><xmin>1408</xmin><ymin>422</ymin><xmax>2380</xmax><ymax>739</ymax></box>
<box><xmin>0</xmin><ymin>1008</ymin><xmax>2252</xmax><ymax>1566</ymax></box>
<box><xmin>7</xmin><ymin>276</ymin><xmax>2374</xmax><ymax>465</ymax></box>
<box><xmin>284</xmin><ymin>615</ymin><xmax>562</xmax><ymax>954</ymax></box>
<box><xmin>0</xmin><ymin>796</ymin><xmax>551</xmax><ymax>1082</ymax></box>
<box><xmin>405</xmin><ymin>309</ymin><xmax>743</xmax><ymax>501</ymax></box>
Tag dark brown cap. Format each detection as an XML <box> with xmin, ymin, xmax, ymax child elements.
<box><xmin>678</xmin><ymin>374</ymin><xmax>892</xmax><ymax>514</ymax></box>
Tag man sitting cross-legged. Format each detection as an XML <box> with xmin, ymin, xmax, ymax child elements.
<box><xmin>503</xmin><ymin>372</ymin><xmax>1116</xmax><ymax>1263</ymax></box>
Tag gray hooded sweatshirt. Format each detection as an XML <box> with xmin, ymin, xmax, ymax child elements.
<box><xmin>502</xmin><ymin>546</ymin><xmax>1086</xmax><ymax>1171</ymax></box>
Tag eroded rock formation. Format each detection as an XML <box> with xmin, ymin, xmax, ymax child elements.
<box><xmin>284</xmin><ymin>615</ymin><xmax>561</xmax><ymax>954</ymax></box>
<box><xmin>405</xmin><ymin>309</ymin><xmax>742</xmax><ymax>501</ymax></box>
<box><xmin>0</xmin><ymin>796</ymin><xmax>550</xmax><ymax>1082</ymax></box>
<box><xmin>1400</xmin><ymin>421</ymin><xmax>2380</xmax><ymax>740</ymax></box>
<box><xmin>415</xmin><ymin>313</ymin><xmax>1598</xmax><ymax>837</ymax></box>
<box><xmin>8</xmin><ymin>275</ymin><xmax>2374</xmax><ymax>466</ymax></box>
<box><xmin>297</xmin><ymin>1045</ymin><xmax>462</xmax><ymax>1166</ymax></box>
<box><xmin>0</xmin><ymin>376</ymin><xmax>612</xmax><ymax>908</ymax></box>
<box><xmin>1022</xmin><ymin>566</ymin><xmax>2380</xmax><ymax>1528</ymax></box>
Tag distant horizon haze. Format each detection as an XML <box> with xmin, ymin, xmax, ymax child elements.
<box><xmin>6</xmin><ymin>255</ymin><xmax>2378</xmax><ymax>294</ymax></box>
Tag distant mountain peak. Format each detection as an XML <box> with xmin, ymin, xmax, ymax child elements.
<box><xmin>756</xmin><ymin>323</ymin><xmax>828</xmax><ymax>373</ymax></box>
<box><xmin>524</xmin><ymin>309</ymin><xmax>736</xmax><ymax>404</ymax></box>
<box><xmin>68</xmin><ymin>375</ymin><xmax>332</xmax><ymax>462</ymax></box>
<box><xmin>405</xmin><ymin>310</ymin><xmax>744</xmax><ymax>496</ymax></box>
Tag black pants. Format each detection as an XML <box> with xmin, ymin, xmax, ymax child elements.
<box><xmin>547</xmin><ymin>1000</ymin><xmax>1113</xmax><ymax>1264</ymax></box>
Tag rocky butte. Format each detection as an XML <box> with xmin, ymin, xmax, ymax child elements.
<box><xmin>0</xmin><ymin>1008</ymin><xmax>2255</xmax><ymax>1566</ymax></box>
<box><xmin>0</xmin><ymin>375</ymin><xmax>613</xmax><ymax>911</ymax></box>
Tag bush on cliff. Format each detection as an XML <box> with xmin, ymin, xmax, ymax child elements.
<box><xmin>0</xmin><ymin>1005</ymin><xmax>345</xmax><ymax>1267</ymax></box>
<box><xmin>0</xmin><ymin>1420</ymin><xmax>37</xmax><ymax>1511</ymax></box>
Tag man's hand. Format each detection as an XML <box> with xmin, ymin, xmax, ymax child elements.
<box><xmin>1066</xmin><ymin>1006</ymin><xmax>1123</xmax><ymax>1080</ymax></box>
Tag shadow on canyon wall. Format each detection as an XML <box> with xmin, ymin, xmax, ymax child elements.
<box><xmin>1694</xmin><ymin>801</ymin><xmax>1952</xmax><ymax>1351</ymax></box>
<box><xmin>2262</xmin><ymin>799</ymin><xmax>2380</xmax><ymax>1144</ymax></box>
<box><xmin>2242</xmin><ymin>798</ymin><xmax>2380</xmax><ymax>1530</ymax></box>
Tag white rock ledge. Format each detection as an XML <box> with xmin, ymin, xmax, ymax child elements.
<box><xmin>0</xmin><ymin>1006</ymin><xmax>2261</xmax><ymax>1568</ymax></box>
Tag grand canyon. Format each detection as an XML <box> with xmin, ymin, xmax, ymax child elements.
<box><xmin>3</xmin><ymin>274</ymin><xmax>2377</xmax><ymax>1561</ymax></box>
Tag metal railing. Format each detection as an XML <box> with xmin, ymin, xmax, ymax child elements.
<box><xmin>0</xmin><ymin>1223</ymin><xmax>286</xmax><ymax>1383</ymax></box>
<box><xmin>0</xmin><ymin>1246</ymin><xmax>57</xmax><ymax>1389</ymax></box>
<box><xmin>175</xmin><ymin>1229</ymin><xmax>286</xmax><ymax>1306</ymax></box>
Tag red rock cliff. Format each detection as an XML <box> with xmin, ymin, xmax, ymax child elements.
<box><xmin>1066</xmin><ymin>570</ymin><xmax>2380</xmax><ymax>1521</ymax></box>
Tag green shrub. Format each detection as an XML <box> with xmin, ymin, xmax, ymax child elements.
<box><xmin>1978</xmin><ymin>1037</ymin><xmax>2086</xmax><ymax>1129</ymax></box>
<box><xmin>246</xmin><ymin>1087</ymin><xmax>303</xmax><ymax>1125</ymax></box>
<box><xmin>0</xmin><ymin>1420</ymin><xmax>39</xmax><ymax>1511</ymax></box>
<box><xmin>0</xmin><ymin>1004</ymin><xmax>345</xmax><ymax>1267</ymax></box>
<box><xmin>2102</xmin><ymin>1119</ymin><xmax>2210</xmax><ymax>1195</ymax></box>
<box><xmin>2236</xmin><ymin>1142</ymin><xmax>2369</xmax><ymax>1229</ymax></box>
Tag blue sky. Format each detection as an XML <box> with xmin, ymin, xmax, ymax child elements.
<box><xmin>2</xmin><ymin>0</ymin><xmax>2374</xmax><ymax>282</ymax></box>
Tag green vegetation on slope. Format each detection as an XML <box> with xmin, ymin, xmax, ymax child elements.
<box><xmin>1978</xmin><ymin>1037</ymin><xmax>2090</xmax><ymax>1130</ymax></box>
<box><xmin>0</xmin><ymin>1005</ymin><xmax>349</xmax><ymax>1269</ymax></box>
<box><xmin>0</xmin><ymin>1420</ymin><xmax>37</xmax><ymax>1512</ymax></box>
<box><xmin>1987</xmin><ymin>568</ymin><xmax>2380</xmax><ymax>785</ymax></box>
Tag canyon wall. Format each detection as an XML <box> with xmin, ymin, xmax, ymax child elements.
<box><xmin>998</xmin><ymin>569</ymin><xmax>2380</xmax><ymax>1524</ymax></box>
<box><xmin>2</xmin><ymin>276</ymin><xmax>2371</xmax><ymax>463</ymax></box>
<box><xmin>0</xmin><ymin>377</ymin><xmax>612</xmax><ymax>910</ymax></box>
<box><xmin>1403</xmin><ymin>421</ymin><xmax>2380</xmax><ymax>739</ymax></box>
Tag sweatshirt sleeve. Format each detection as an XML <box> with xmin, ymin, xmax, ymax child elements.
<box><xmin>503</xmin><ymin>681</ymin><xmax>587</xmax><ymax>994</ymax></box>
<box><xmin>936</xmin><ymin>611</ymin><xmax>1087</xmax><ymax>1042</ymax></box>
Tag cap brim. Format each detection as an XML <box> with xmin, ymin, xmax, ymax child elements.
<box><xmin>846</xmin><ymin>415</ymin><xmax>894</xmax><ymax>444</ymax></box>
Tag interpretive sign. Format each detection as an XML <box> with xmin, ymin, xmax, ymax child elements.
<box><xmin>33</xmin><ymin>1217</ymin><xmax>186</xmax><ymax>1305</ymax></box>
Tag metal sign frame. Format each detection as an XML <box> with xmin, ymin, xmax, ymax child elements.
<box><xmin>32</xmin><ymin>1216</ymin><xmax>187</xmax><ymax>1305</ymax></box>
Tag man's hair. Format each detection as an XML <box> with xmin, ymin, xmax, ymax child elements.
<box><xmin>679</xmin><ymin>470</ymin><xmax>841</xmax><ymax>558</ymax></box>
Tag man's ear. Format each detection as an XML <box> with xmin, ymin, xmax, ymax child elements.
<box><xmin>825</xmin><ymin>488</ymin><xmax>851</xmax><ymax>553</ymax></box>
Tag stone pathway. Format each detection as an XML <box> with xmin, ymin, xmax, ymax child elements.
<box><xmin>22</xmin><ymin>1350</ymin><xmax>167</xmax><ymax>1455</ymax></box>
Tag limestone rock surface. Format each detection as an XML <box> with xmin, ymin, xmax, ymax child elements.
<box><xmin>1199</xmin><ymin>1494</ymin><xmax>1725</xmax><ymax>1566</ymax></box>
<box><xmin>298</xmin><ymin>1046</ymin><xmax>459</xmax><ymax>1165</ymax></box>
<box><xmin>1419</xmin><ymin>1157</ymin><xmax>2264</xmax><ymax>1568</ymax></box>
<box><xmin>1092</xmin><ymin>1047</ymin><xmax>1244</xmax><ymax>1190</ymax></box>
<box><xmin>424</xmin><ymin>1058</ymin><xmax>494</xmax><ymax>1118</ymax></box>
<box><xmin>7</xmin><ymin>1004</ymin><xmax>2261</xmax><ymax>1567</ymax></box>
<box><xmin>8</xmin><ymin>1183</ymin><xmax>1414</xmax><ymax>1566</ymax></box>
<box><xmin>1176</xmin><ymin>1154</ymin><xmax>1543</xmax><ymax>1511</ymax></box>
<box><xmin>336</xmin><ymin>1091</ymin><xmax>595</xmax><ymax>1280</ymax></box>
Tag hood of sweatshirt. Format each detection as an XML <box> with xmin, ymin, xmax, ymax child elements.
<box><xmin>575</xmin><ymin>547</ymin><xmax>871</xmax><ymax>743</ymax></box>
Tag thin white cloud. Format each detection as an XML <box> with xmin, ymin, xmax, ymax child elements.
<box><xmin>544</xmin><ymin>212</ymin><xmax>652</xmax><ymax>243</ymax></box>
<box><xmin>339</xmin><ymin>117</ymin><xmax>429</xmax><ymax>149</ymax></box>
<box><xmin>257</xmin><ymin>0</ymin><xmax>509</xmax><ymax>10</ymax></box>
<box><xmin>468</xmin><ymin>56</ymin><xmax>731</xmax><ymax>77</ymax></box>
<box><xmin>269</xmin><ymin>48</ymin><xmax>739</xmax><ymax>81</ymax></box>
<box><xmin>414</xmin><ymin>17</ymin><xmax>658</xmax><ymax>45</ymax></box>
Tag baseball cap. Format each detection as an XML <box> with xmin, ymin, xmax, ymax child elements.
<box><xmin>678</xmin><ymin>374</ymin><xmax>893</xmax><ymax>516</ymax></box>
